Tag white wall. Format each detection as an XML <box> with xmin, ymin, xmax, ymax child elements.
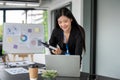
<box><xmin>96</xmin><ymin>0</ymin><xmax>120</xmax><ymax>79</ymax></box>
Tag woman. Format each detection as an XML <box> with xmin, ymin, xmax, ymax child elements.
<box><xmin>49</xmin><ymin>7</ymin><xmax>85</xmax><ymax>58</ymax></box>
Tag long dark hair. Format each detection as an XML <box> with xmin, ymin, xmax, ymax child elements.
<box><xmin>55</xmin><ymin>7</ymin><xmax>86</xmax><ymax>52</ymax></box>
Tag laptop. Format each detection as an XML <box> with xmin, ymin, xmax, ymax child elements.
<box><xmin>45</xmin><ymin>55</ymin><xmax>80</xmax><ymax>77</ymax></box>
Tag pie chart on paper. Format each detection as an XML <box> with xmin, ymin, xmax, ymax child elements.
<box><xmin>20</xmin><ymin>34</ymin><xmax>28</xmax><ymax>42</ymax></box>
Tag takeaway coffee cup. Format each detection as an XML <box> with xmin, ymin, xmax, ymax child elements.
<box><xmin>29</xmin><ymin>64</ymin><xmax>38</xmax><ymax>80</ymax></box>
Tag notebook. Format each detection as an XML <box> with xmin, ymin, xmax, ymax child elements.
<box><xmin>45</xmin><ymin>55</ymin><xmax>80</xmax><ymax>77</ymax></box>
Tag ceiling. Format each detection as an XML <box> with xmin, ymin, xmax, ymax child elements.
<box><xmin>0</xmin><ymin>0</ymin><xmax>51</xmax><ymax>8</ymax></box>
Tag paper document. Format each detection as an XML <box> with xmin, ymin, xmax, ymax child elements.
<box><xmin>5</xmin><ymin>67</ymin><xmax>28</xmax><ymax>75</ymax></box>
<box><xmin>7</xmin><ymin>61</ymin><xmax>35</xmax><ymax>67</ymax></box>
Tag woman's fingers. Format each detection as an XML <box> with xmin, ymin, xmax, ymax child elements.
<box><xmin>52</xmin><ymin>50</ymin><xmax>56</xmax><ymax>54</ymax></box>
<box><xmin>52</xmin><ymin>48</ymin><xmax>61</xmax><ymax>55</ymax></box>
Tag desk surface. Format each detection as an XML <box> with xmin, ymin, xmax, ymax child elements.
<box><xmin>0</xmin><ymin>63</ymin><xmax>119</xmax><ymax>80</ymax></box>
<box><xmin>0</xmin><ymin>62</ymin><xmax>84</xmax><ymax>80</ymax></box>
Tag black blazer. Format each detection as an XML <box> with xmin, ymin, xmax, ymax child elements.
<box><xmin>49</xmin><ymin>26</ymin><xmax>83</xmax><ymax>56</ymax></box>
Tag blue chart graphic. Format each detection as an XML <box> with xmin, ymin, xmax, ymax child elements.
<box><xmin>20</xmin><ymin>34</ymin><xmax>28</xmax><ymax>42</ymax></box>
<box><xmin>7</xmin><ymin>27</ymin><xmax>19</xmax><ymax>35</ymax></box>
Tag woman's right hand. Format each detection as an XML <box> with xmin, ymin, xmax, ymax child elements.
<box><xmin>52</xmin><ymin>46</ymin><xmax>62</xmax><ymax>55</ymax></box>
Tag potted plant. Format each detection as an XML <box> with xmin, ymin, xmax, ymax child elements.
<box><xmin>41</xmin><ymin>70</ymin><xmax>58</xmax><ymax>80</ymax></box>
